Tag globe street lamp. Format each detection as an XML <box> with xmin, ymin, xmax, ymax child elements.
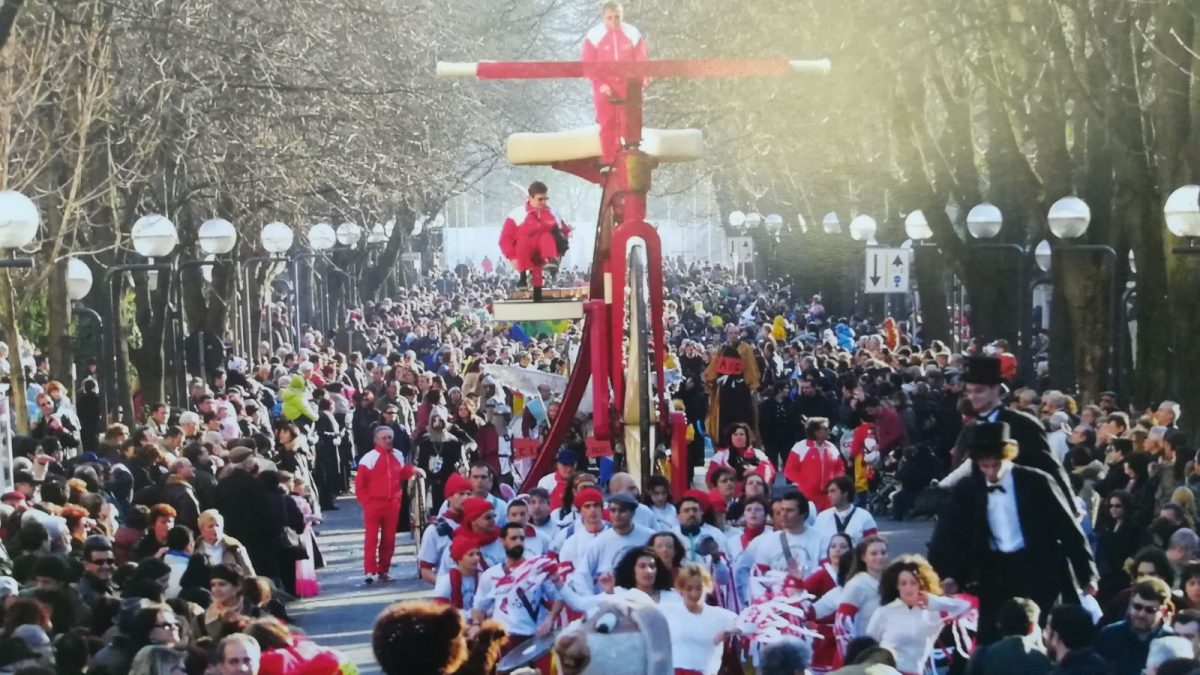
<box><xmin>904</xmin><ymin>210</ymin><xmax>933</xmax><ymax>242</ymax></box>
<box><xmin>965</xmin><ymin>202</ymin><xmax>1031</xmax><ymax>380</ymax></box>
<box><xmin>848</xmin><ymin>214</ymin><xmax>877</xmax><ymax>242</ymax></box>
<box><xmin>104</xmin><ymin>214</ymin><xmax>179</xmax><ymax>420</ymax></box>
<box><xmin>67</xmin><ymin>257</ymin><xmax>106</xmax><ymax>413</ymax></box>
<box><xmin>1165</xmin><ymin>185</ymin><xmax>1200</xmax><ymax>253</ymax></box>
<box><xmin>764</xmin><ymin>214</ymin><xmax>784</xmax><ymax>239</ymax></box>
<box><xmin>1035</xmin><ymin>240</ymin><xmax>1052</xmax><ymax>272</ymax></box>
<box><xmin>1045</xmin><ymin>196</ymin><xmax>1121</xmax><ymax>392</ymax></box>
<box><xmin>178</xmin><ymin>218</ymin><xmax>240</xmax><ymax>402</ymax></box>
<box><xmin>198</xmin><ymin>218</ymin><xmax>237</xmax><ymax>256</ymax></box>
<box><xmin>336</xmin><ymin>222</ymin><xmax>362</xmax><ymax>248</ymax></box>
<box><xmin>822</xmin><ymin>211</ymin><xmax>841</xmax><ymax>235</ymax></box>
<box><xmin>0</xmin><ymin>190</ymin><xmax>39</xmax><ymax>267</ymax></box>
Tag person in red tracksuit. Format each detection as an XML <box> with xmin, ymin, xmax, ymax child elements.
<box><xmin>582</xmin><ymin>1</ymin><xmax>648</xmax><ymax>167</ymax></box>
<box><xmin>356</xmin><ymin>425</ymin><xmax>422</xmax><ymax>585</ymax></box>
<box><xmin>498</xmin><ymin>181</ymin><xmax>571</xmax><ymax>301</ymax></box>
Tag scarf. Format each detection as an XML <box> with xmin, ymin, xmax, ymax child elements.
<box><xmin>449</xmin><ymin>567</ymin><xmax>465</xmax><ymax>608</ymax></box>
<box><xmin>741</xmin><ymin>524</ymin><xmax>765</xmax><ymax>551</ymax></box>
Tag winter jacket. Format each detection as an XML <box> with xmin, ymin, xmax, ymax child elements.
<box><xmin>282</xmin><ymin>375</ymin><xmax>318</xmax><ymax>423</ymax></box>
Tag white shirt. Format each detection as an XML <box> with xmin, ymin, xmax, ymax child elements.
<box><xmin>576</xmin><ymin>525</ymin><xmax>656</xmax><ymax>592</ymax></box>
<box><xmin>866</xmin><ymin>596</ymin><xmax>972</xmax><ymax>673</ymax></box>
<box><xmin>650</xmin><ymin>503</ymin><xmax>678</xmax><ymax>531</ymax></box>
<box><xmin>673</xmin><ymin>523</ymin><xmax>731</xmax><ymax>562</ymax></box>
<box><xmin>554</xmin><ymin>524</ymin><xmax>609</xmax><ymax>579</ymax></box>
<box><xmin>661</xmin><ymin>603</ymin><xmax>739</xmax><ymax>674</ymax></box>
<box><xmin>986</xmin><ymin>462</ymin><xmax>1026</xmax><ymax>552</ymax></box>
<box><xmin>433</xmin><ymin>572</ymin><xmax>477</xmax><ymax>615</ymax></box>
<box><xmin>437</xmin><ymin>537</ymin><xmax>507</xmax><ymax>574</ymax></box>
<box><xmin>473</xmin><ymin>560</ymin><xmax>560</xmax><ymax>636</ymax></box>
<box><xmin>838</xmin><ymin>572</ymin><xmax>882</xmax><ymax>638</ymax></box>
<box><xmin>631</xmin><ymin>503</ymin><xmax>658</xmax><ymax>531</ymax></box>
<box><xmin>813</xmin><ymin>505</ymin><xmax>879</xmax><ymax>553</ymax></box>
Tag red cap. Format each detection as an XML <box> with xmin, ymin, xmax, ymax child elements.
<box><xmin>445</xmin><ymin>473</ymin><xmax>472</xmax><ymax>498</ymax></box>
<box><xmin>450</xmin><ymin>532</ymin><xmax>480</xmax><ymax>562</ymax></box>
<box><xmin>680</xmin><ymin>489</ymin><xmax>711</xmax><ymax>512</ymax></box>
<box><xmin>461</xmin><ymin>497</ymin><xmax>494</xmax><ymax>526</ymax></box>
<box><xmin>0</xmin><ymin>492</ymin><xmax>24</xmax><ymax>503</ymax></box>
<box><xmin>575</xmin><ymin>487</ymin><xmax>605</xmax><ymax>507</ymax></box>
<box><xmin>707</xmin><ymin>490</ymin><xmax>728</xmax><ymax>514</ymax></box>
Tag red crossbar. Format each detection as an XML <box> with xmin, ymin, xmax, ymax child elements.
<box><xmin>476</xmin><ymin>59</ymin><xmax>796</xmax><ymax>80</ymax></box>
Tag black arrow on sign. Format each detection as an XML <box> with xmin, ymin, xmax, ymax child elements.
<box><xmin>892</xmin><ymin>255</ymin><xmax>904</xmax><ymax>267</ymax></box>
<box><xmin>869</xmin><ymin>254</ymin><xmax>881</xmax><ymax>287</ymax></box>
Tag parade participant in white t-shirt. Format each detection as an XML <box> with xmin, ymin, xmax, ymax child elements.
<box><xmin>661</xmin><ymin>563</ymin><xmax>739</xmax><ymax>675</ymax></box>
<box><xmin>437</xmin><ymin>497</ymin><xmax>505</xmax><ymax>573</ymax></box>
<box><xmin>504</xmin><ymin>498</ymin><xmax>549</xmax><ymax>556</ymax></box>
<box><xmin>419</xmin><ymin>472</ymin><xmax>472</xmax><ymax>583</ymax></box>
<box><xmin>536</xmin><ymin>448</ymin><xmax>577</xmax><ymax>510</ymax></box>
<box><xmin>432</xmin><ymin>532</ymin><xmax>482</xmax><ymax>617</ymax></box>
<box><xmin>836</xmin><ymin>535</ymin><xmax>890</xmax><ymax>655</ymax></box>
<box><xmin>608</xmin><ymin>471</ymin><xmax>658</xmax><ymax>531</ymax></box>
<box><xmin>813</xmin><ymin>475</ymin><xmax>878</xmax><ymax>554</ymax></box>
<box><xmin>552</xmin><ymin>487</ymin><xmax>609</xmax><ymax>579</ymax></box>
<box><xmin>472</xmin><ymin>523</ymin><xmax>562</xmax><ymax>653</ymax></box>
<box><xmin>574</xmin><ymin>492</ymin><xmax>655</xmax><ymax>593</ymax></box>
<box><xmin>437</xmin><ymin>461</ymin><xmax>508</xmax><ymax>524</ymax></box>
<box><xmin>739</xmin><ymin>490</ymin><xmax>822</xmax><ymax>599</ymax></box>
<box><xmin>525</xmin><ymin>487</ymin><xmax>560</xmax><ymax>543</ymax></box>
<box><xmin>673</xmin><ymin>489</ymin><xmax>731</xmax><ymax>561</ymax></box>
<box><xmin>559</xmin><ymin>545</ymin><xmax>684</xmax><ymax>612</ymax></box>
<box><xmin>646</xmin><ymin>475</ymin><xmax>678</xmax><ymax>531</ymax></box>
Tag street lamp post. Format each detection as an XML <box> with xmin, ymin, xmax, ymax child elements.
<box><xmin>0</xmin><ymin>191</ymin><xmax>38</xmax><ymax>456</ymax></box>
<box><xmin>175</xmin><ymin>218</ymin><xmax>238</xmax><ymax>402</ymax></box>
<box><xmin>67</xmin><ymin>257</ymin><xmax>106</xmax><ymax>415</ymax></box>
<box><xmin>964</xmin><ymin>202</ymin><xmax>1031</xmax><ymax>381</ymax></box>
<box><xmin>105</xmin><ymin>214</ymin><xmax>178</xmax><ymax>421</ymax></box>
<box><xmin>297</xmin><ymin>222</ymin><xmax>338</xmax><ymax>336</ymax></box>
<box><xmin>1046</xmin><ymin>196</ymin><xmax>1120</xmax><ymax>393</ymax></box>
<box><xmin>241</xmin><ymin>222</ymin><xmax>296</xmax><ymax>358</ymax></box>
<box><xmin>336</xmin><ymin>222</ymin><xmax>363</xmax><ymax>309</ymax></box>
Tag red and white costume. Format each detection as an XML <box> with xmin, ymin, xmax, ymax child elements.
<box><xmin>802</xmin><ymin>562</ymin><xmax>844</xmax><ymax>673</ymax></box>
<box><xmin>354</xmin><ymin>445</ymin><xmax>416</xmax><ymax>575</ymax></box>
<box><xmin>581</xmin><ymin>21</ymin><xmax>648</xmax><ymax>165</ymax></box>
<box><xmin>812</xmin><ymin>505</ymin><xmax>878</xmax><ymax>554</ymax></box>
<box><xmin>707</xmin><ymin>446</ymin><xmax>777</xmax><ymax>489</ymax></box>
<box><xmin>498</xmin><ymin>201</ymin><xmax>571</xmax><ymax>289</ymax></box>
<box><xmin>783</xmin><ymin>439</ymin><xmax>845</xmax><ymax>512</ymax></box>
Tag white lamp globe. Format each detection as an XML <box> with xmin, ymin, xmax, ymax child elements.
<box><xmin>765</xmin><ymin>214</ymin><xmax>784</xmax><ymax>235</ymax></box>
<box><xmin>904</xmin><ymin>210</ymin><xmax>933</xmax><ymax>241</ymax></box>
<box><xmin>727</xmin><ymin>211</ymin><xmax>746</xmax><ymax>228</ymax></box>
<box><xmin>308</xmin><ymin>223</ymin><xmax>337</xmax><ymax>251</ymax></box>
<box><xmin>822</xmin><ymin>212</ymin><xmax>841</xmax><ymax>234</ymax></box>
<box><xmin>1164</xmin><ymin>185</ymin><xmax>1200</xmax><ymax>238</ymax></box>
<box><xmin>1129</xmin><ymin>249</ymin><xmax>1137</xmax><ymax>275</ymax></box>
<box><xmin>260</xmin><ymin>221</ymin><xmax>294</xmax><ymax>254</ymax></box>
<box><xmin>1048</xmin><ymin>196</ymin><xmax>1091</xmax><ymax>239</ymax></box>
<box><xmin>966</xmin><ymin>203</ymin><xmax>1004</xmax><ymax>239</ymax></box>
<box><xmin>0</xmin><ymin>190</ymin><xmax>39</xmax><ymax>249</ymax></box>
<box><xmin>336</xmin><ymin>222</ymin><xmax>362</xmax><ymax>247</ymax></box>
<box><xmin>744</xmin><ymin>212</ymin><xmax>763</xmax><ymax>229</ymax></box>
<box><xmin>131</xmin><ymin>214</ymin><xmax>178</xmax><ymax>258</ymax></box>
<box><xmin>66</xmin><ymin>257</ymin><xmax>93</xmax><ymax>301</ymax></box>
<box><xmin>198</xmin><ymin>218</ymin><xmax>237</xmax><ymax>255</ymax></box>
<box><xmin>367</xmin><ymin>223</ymin><xmax>387</xmax><ymax>245</ymax></box>
<box><xmin>1035</xmin><ymin>240</ymin><xmax>1052</xmax><ymax>272</ymax></box>
<box><xmin>849</xmin><ymin>214</ymin><xmax>878</xmax><ymax>242</ymax></box>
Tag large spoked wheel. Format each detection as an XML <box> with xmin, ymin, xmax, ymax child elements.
<box><xmin>408</xmin><ymin>474</ymin><xmax>426</xmax><ymax>549</ymax></box>
<box><xmin>624</xmin><ymin>247</ymin><xmax>656</xmax><ymax>483</ymax></box>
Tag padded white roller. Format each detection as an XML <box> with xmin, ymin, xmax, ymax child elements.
<box><xmin>436</xmin><ymin>62</ymin><xmax>479</xmax><ymax>78</ymax></box>
<box><xmin>505</xmin><ymin>125</ymin><xmax>704</xmax><ymax>166</ymax></box>
<box><xmin>788</xmin><ymin>59</ymin><xmax>832</xmax><ymax>75</ymax></box>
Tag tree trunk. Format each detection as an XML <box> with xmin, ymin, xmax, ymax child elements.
<box><xmin>912</xmin><ymin>246</ymin><xmax>950</xmax><ymax>345</ymax></box>
<box><xmin>46</xmin><ymin>258</ymin><xmax>73</xmax><ymax>390</ymax></box>
<box><xmin>0</xmin><ymin>269</ymin><xmax>28</xmax><ymax>434</ymax></box>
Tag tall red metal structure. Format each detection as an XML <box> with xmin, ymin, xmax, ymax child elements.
<box><xmin>438</xmin><ymin>56</ymin><xmax>830</xmax><ymax>495</ymax></box>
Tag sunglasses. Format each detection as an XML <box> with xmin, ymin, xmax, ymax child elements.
<box><xmin>89</xmin><ymin>558</ymin><xmax>116</xmax><ymax>566</ymax></box>
<box><xmin>1130</xmin><ymin>602</ymin><xmax>1161</xmax><ymax>614</ymax></box>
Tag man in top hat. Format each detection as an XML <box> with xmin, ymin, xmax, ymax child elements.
<box><xmin>929</xmin><ymin>421</ymin><xmax>1096</xmax><ymax>644</ymax></box>
<box><xmin>939</xmin><ymin>355</ymin><xmax>1072</xmax><ymax>499</ymax></box>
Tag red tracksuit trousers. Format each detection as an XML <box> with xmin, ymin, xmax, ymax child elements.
<box><xmin>362</xmin><ymin>500</ymin><xmax>401</xmax><ymax>574</ymax></box>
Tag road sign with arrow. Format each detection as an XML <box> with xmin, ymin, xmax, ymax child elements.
<box><xmin>864</xmin><ymin>248</ymin><xmax>910</xmax><ymax>294</ymax></box>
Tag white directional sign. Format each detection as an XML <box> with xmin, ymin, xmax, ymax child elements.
<box><xmin>728</xmin><ymin>236</ymin><xmax>755</xmax><ymax>264</ymax></box>
<box><xmin>864</xmin><ymin>248</ymin><xmax>910</xmax><ymax>294</ymax></box>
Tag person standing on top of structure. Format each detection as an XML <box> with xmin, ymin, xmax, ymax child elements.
<box><xmin>498</xmin><ymin>181</ymin><xmax>571</xmax><ymax>302</ymax></box>
<box><xmin>582</xmin><ymin>1</ymin><xmax>648</xmax><ymax>167</ymax></box>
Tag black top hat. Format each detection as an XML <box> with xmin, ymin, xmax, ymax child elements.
<box><xmin>961</xmin><ymin>356</ymin><xmax>1004</xmax><ymax>385</ymax></box>
<box><xmin>961</xmin><ymin>421</ymin><xmax>1013</xmax><ymax>457</ymax></box>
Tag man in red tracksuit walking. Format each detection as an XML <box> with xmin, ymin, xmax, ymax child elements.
<box><xmin>356</xmin><ymin>426</ymin><xmax>421</xmax><ymax>585</ymax></box>
<box><xmin>582</xmin><ymin>1</ymin><xmax>648</xmax><ymax>166</ymax></box>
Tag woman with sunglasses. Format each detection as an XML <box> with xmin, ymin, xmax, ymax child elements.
<box><xmin>1095</xmin><ymin>490</ymin><xmax>1143</xmax><ymax>606</ymax></box>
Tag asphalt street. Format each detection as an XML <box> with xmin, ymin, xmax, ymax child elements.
<box><xmin>289</xmin><ymin>493</ymin><xmax>937</xmax><ymax>674</ymax></box>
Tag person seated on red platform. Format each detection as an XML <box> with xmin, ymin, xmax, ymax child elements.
<box><xmin>582</xmin><ymin>1</ymin><xmax>648</xmax><ymax>166</ymax></box>
<box><xmin>498</xmin><ymin>181</ymin><xmax>571</xmax><ymax>302</ymax></box>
